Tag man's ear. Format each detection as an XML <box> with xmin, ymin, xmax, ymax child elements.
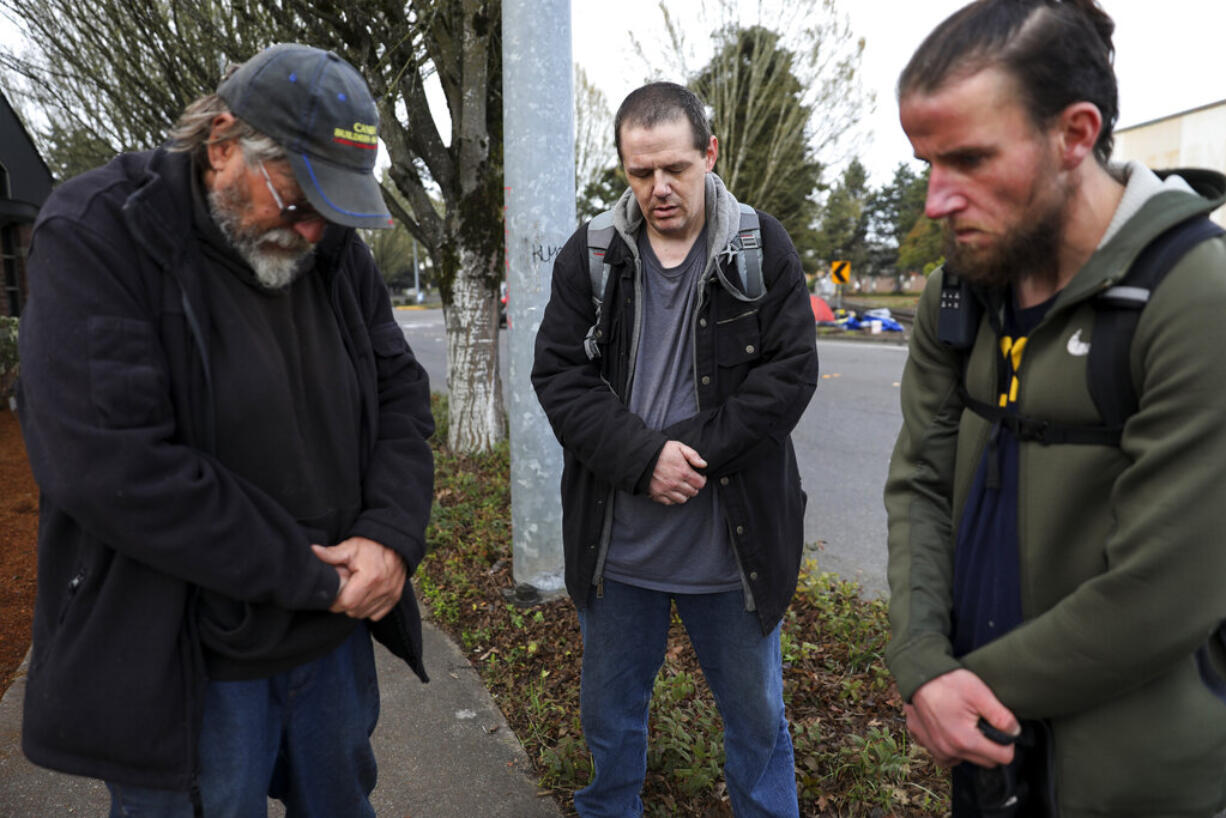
<box><xmin>1054</xmin><ymin>102</ymin><xmax>1103</xmax><ymax>170</ymax></box>
<box><xmin>205</xmin><ymin>113</ymin><xmax>239</xmax><ymax>171</ymax></box>
<box><xmin>705</xmin><ymin>135</ymin><xmax>718</xmax><ymax>172</ymax></box>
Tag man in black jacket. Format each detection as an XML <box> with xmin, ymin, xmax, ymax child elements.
<box><xmin>17</xmin><ymin>44</ymin><xmax>434</xmax><ymax>816</ymax></box>
<box><xmin>532</xmin><ymin>83</ymin><xmax>818</xmax><ymax>817</ymax></box>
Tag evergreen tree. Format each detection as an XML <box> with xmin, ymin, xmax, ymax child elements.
<box><xmin>691</xmin><ymin>25</ymin><xmax>822</xmax><ymax>254</ymax></box>
<box><xmin>865</xmin><ymin>162</ymin><xmax>930</xmax><ymax>281</ymax></box>
<box><xmin>898</xmin><ymin>216</ymin><xmax>945</xmax><ymax>275</ymax></box>
<box><xmin>812</xmin><ymin>159</ymin><xmax>871</xmax><ymax>279</ymax></box>
<box><xmin>577</xmin><ymin>166</ymin><xmax>625</xmax><ymax>223</ymax></box>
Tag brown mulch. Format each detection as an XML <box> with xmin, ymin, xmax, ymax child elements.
<box><xmin>0</xmin><ymin>409</ymin><xmax>38</xmax><ymax>692</ymax></box>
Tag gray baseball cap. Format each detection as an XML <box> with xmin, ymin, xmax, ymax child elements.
<box><xmin>218</xmin><ymin>43</ymin><xmax>393</xmax><ymax>230</ymax></box>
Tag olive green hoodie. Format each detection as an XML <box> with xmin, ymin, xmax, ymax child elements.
<box><xmin>885</xmin><ymin>163</ymin><xmax>1226</xmax><ymax>816</ymax></box>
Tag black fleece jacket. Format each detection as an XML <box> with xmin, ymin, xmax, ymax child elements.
<box><xmin>16</xmin><ymin>148</ymin><xmax>434</xmax><ymax>790</ymax></box>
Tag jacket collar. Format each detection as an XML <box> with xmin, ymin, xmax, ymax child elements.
<box><xmin>120</xmin><ymin>148</ymin><xmax>195</xmax><ymax>271</ymax></box>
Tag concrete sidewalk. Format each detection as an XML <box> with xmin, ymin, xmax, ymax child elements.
<box><xmin>0</xmin><ymin>622</ymin><xmax>564</xmax><ymax>818</ymax></box>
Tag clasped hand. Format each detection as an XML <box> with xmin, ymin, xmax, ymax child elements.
<box><xmin>311</xmin><ymin>536</ymin><xmax>406</xmax><ymax>621</ymax></box>
<box><xmin>649</xmin><ymin>441</ymin><xmax>708</xmax><ymax>505</ymax></box>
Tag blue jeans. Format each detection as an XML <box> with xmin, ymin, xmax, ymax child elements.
<box><xmin>107</xmin><ymin>624</ymin><xmax>379</xmax><ymax>818</ymax></box>
<box><xmin>575</xmin><ymin>579</ymin><xmax>798</xmax><ymax>818</ymax></box>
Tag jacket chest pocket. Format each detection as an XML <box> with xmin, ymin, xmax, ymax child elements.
<box><xmin>715</xmin><ymin>310</ymin><xmax>762</xmax><ymax>367</ymax></box>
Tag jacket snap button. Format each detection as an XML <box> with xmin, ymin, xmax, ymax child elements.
<box><xmin>749</xmin><ymin>571</ymin><xmax>759</xmax><ymax>581</ymax></box>
<box><xmin>720</xmin><ymin>476</ymin><xmax>729</xmax><ymax>486</ymax></box>
<box><xmin>736</xmin><ymin>525</ymin><xmax>744</xmax><ymax>535</ymax></box>
<box><xmin>745</xmin><ymin>344</ymin><xmax>755</xmax><ymax>354</ymax></box>
<box><xmin>701</xmin><ymin>375</ymin><xmax>711</xmax><ymax>385</ymax></box>
<box><xmin>699</xmin><ymin>318</ymin><xmax>707</xmax><ymax>327</ymax></box>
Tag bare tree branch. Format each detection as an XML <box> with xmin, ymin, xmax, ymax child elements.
<box><xmin>6</xmin><ymin>0</ymin><xmax>507</xmax><ymax>451</ymax></box>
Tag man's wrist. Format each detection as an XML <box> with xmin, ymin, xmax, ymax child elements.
<box><xmin>635</xmin><ymin>446</ymin><xmax>665</xmax><ymax>495</ymax></box>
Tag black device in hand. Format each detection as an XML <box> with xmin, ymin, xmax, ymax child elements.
<box><xmin>978</xmin><ymin>717</ymin><xmax>1019</xmax><ymax>746</ymax></box>
<box><xmin>960</xmin><ymin>718</ymin><xmax>1056</xmax><ymax>818</ymax></box>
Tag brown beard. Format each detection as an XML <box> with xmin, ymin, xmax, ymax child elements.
<box><xmin>943</xmin><ymin>177</ymin><xmax>1070</xmax><ymax>290</ymax></box>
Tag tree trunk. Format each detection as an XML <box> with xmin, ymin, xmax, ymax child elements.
<box><xmin>444</xmin><ymin>246</ymin><xmax>505</xmax><ymax>452</ymax></box>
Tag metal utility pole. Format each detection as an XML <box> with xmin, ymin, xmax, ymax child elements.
<box><xmin>502</xmin><ymin>0</ymin><xmax>573</xmax><ymax>602</ymax></box>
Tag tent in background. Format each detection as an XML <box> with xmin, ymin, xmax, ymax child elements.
<box><xmin>810</xmin><ymin>294</ymin><xmax>836</xmax><ymax>323</ymax></box>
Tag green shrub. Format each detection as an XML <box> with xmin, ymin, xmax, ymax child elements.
<box><xmin>417</xmin><ymin>393</ymin><xmax>950</xmax><ymax>816</ymax></box>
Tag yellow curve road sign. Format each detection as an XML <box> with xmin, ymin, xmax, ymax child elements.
<box><xmin>830</xmin><ymin>260</ymin><xmax>851</xmax><ymax>284</ymax></box>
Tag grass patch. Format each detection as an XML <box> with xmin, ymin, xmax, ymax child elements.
<box><xmin>419</xmin><ymin>394</ymin><xmax>949</xmax><ymax>816</ymax></box>
<box><xmin>844</xmin><ymin>294</ymin><xmax>922</xmax><ymax>310</ymax></box>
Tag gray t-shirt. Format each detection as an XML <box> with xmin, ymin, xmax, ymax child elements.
<box><xmin>603</xmin><ymin>228</ymin><xmax>741</xmax><ymax>594</ymax></box>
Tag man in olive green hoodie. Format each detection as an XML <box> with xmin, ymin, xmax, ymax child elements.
<box><xmin>885</xmin><ymin>1</ymin><xmax>1226</xmax><ymax>815</ymax></box>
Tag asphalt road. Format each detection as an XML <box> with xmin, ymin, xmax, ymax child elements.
<box><xmin>795</xmin><ymin>338</ymin><xmax>907</xmax><ymax>597</ymax></box>
<box><xmin>395</xmin><ymin>308</ymin><xmax>907</xmax><ymax>597</ymax></box>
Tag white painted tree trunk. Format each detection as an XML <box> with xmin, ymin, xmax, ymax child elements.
<box><xmin>444</xmin><ymin>251</ymin><xmax>505</xmax><ymax>454</ymax></box>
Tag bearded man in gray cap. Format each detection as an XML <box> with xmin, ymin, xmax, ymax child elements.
<box><xmin>16</xmin><ymin>43</ymin><xmax>434</xmax><ymax>815</ymax></box>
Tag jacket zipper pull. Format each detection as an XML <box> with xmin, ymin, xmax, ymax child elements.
<box><xmin>986</xmin><ymin>420</ymin><xmax>1003</xmax><ymax>492</ymax></box>
<box><xmin>596</xmin><ymin>577</ymin><xmax>604</xmax><ymax>599</ymax></box>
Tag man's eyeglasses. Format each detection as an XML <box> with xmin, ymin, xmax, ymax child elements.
<box><xmin>258</xmin><ymin>162</ymin><xmax>323</xmax><ymax>224</ymax></box>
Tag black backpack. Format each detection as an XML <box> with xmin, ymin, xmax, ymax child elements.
<box><xmin>940</xmin><ymin>215</ymin><xmax>1226</xmax><ymax>702</ymax></box>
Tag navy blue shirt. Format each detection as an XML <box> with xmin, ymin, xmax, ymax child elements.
<box><xmin>951</xmin><ymin>293</ymin><xmax>1056</xmax><ymax>657</ymax></box>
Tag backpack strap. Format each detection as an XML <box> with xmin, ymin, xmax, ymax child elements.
<box><xmin>731</xmin><ymin>203</ymin><xmax>765</xmax><ymax>299</ymax></box>
<box><xmin>584</xmin><ymin>210</ymin><xmax>617</xmax><ymax>360</ymax></box>
<box><xmin>1109</xmin><ymin>217</ymin><xmax>1226</xmax><ymax>706</ymax></box>
<box><xmin>1087</xmin><ymin>216</ymin><xmax>1225</xmax><ymax>427</ymax></box>
<box><xmin>956</xmin><ymin>385</ymin><xmax>1127</xmax><ymax>446</ymax></box>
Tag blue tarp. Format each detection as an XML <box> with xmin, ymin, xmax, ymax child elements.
<box><xmin>830</xmin><ymin>307</ymin><xmax>904</xmax><ymax>332</ymax></box>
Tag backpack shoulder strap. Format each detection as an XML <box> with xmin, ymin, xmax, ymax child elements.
<box><xmin>731</xmin><ymin>203</ymin><xmax>765</xmax><ymax>299</ymax></box>
<box><xmin>586</xmin><ymin>210</ymin><xmax>617</xmax><ymax>307</ymax></box>
<box><xmin>584</xmin><ymin>210</ymin><xmax>617</xmax><ymax>360</ymax></box>
<box><xmin>1099</xmin><ymin>216</ymin><xmax>1226</xmax><ymax>706</ymax></box>
<box><xmin>1087</xmin><ymin>216</ymin><xmax>1225</xmax><ymax>427</ymax></box>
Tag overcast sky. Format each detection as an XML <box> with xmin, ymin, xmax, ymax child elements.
<box><xmin>572</xmin><ymin>0</ymin><xmax>1226</xmax><ymax>184</ymax></box>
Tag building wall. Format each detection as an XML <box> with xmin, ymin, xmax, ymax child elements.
<box><xmin>1114</xmin><ymin>100</ymin><xmax>1226</xmax><ymax>227</ymax></box>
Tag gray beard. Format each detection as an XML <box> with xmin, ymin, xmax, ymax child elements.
<box><xmin>207</xmin><ymin>184</ymin><xmax>314</xmax><ymax>290</ymax></box>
